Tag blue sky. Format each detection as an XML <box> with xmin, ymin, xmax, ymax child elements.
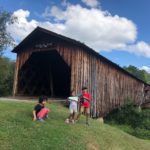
<box><xmin>1</xmin><ymin>0</ymin><xmax>150</xmax><ymax>72</ymax></box>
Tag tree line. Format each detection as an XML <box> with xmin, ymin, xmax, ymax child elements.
<box><xmin>123</xmin><ymin>65</ymin><xmax>150</xmax><ymax>84</ymax></box>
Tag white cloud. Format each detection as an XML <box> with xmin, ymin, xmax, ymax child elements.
<box><xmin>7</xmin><ymin>9</ymin><xmax>38</xmax><ymax>41</ymax></box>
<box><xmin>140</xmin><ymin>66</ymin><xmax>150</xmax><ymax>73</ymax></box>
<box><xmin>81</xmin><ymin>0</ymin><xmax>99</xmax><ymax>7</ymax></box>
<box><xmin>49</xmin><ymin>5</ymin><xmax>137</xmax><ymax>51</ymax></box>
<box><xmin>7</xmin><ymin>4</ymin><xmax>150</xmax><ymax>59</ymax></box>
<box><xmin>42</xmin><ymin>7</ymin><xmax>51</xmax><ymax>17</ymax></box>
<box><xmin>6</xmin><ymin>9</ymin><xmax>64</xmax><ymax>42</ymax></box>
<box><xmin>124</xmin><ymin>41</ymin><xmax>150</xmax><ymax>58</ymax></box>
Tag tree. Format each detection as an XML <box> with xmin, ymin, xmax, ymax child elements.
<box><xmin>0</xmin><ymin>56</ymin><xmax>15</xmax><ymax>96</ymax></box>
<box><xmin>0</xmin><ymin>10</ymin><xmax>16</xmax><ymax>96</ymax></box>
<box><xmin>0</xmin><ymin>10</ymin><xmax>16</xmax><ymax>55</ymax></box>
<box><xmin>123</xmin><ymin>65</ymin><xmax>150</xmax><ymax>84</ymax></box>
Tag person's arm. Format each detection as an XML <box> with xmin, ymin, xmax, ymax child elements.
<box><xmin>82</xmin><ymin>93</ymin><xmax>92</xmax><ymax>102</ymax></box>
<box><xmin>65</xmin><ymin>98</ymin><xmax>70</xmax><ymax>107</ymax></box>
<box><xmin>33</xmin><ymin>110</ymin><xmax>37</xmax><ymax>121</ymax></box>
<box><xmin>66</xmin><ymin>98</ymin><xmax>69</xmax><ymax>103</ymax></box>
<box><xmin>82</xmin><ymin>96</ymin><xmax>90</xmax><ymax>102</ymax></box>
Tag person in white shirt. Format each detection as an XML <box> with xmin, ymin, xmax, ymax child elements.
<box><xmin>65</xmin><ymin>90</ymin><xmax>78</xmax><ymax>124</ymax></box>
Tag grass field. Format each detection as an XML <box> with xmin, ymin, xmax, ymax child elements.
<box><xmin>0</xmin><ymin>100</ymin><xmax>150</xmax><ymax>150</ymax></box>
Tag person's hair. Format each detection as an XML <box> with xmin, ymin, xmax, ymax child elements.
<box><xmin>82</xmin><ymin>87</ymin><xmax>88</xmax><ymax>90</ymax></box>
<box><xmin>39</xmin><ymin>96</ymin><xmax>48</xmax><ymax>103</ymax></box>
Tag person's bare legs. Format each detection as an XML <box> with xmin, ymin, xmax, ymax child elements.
<box><xmin>72</xmin><ymin>112</ymin><xmax>76</xmax><ymax>123</ymax></box>
<box><xmin>72</xmin><ymin>112</ymin><xmax>75</xmax><ymax>120</ymax></box>
<box><xmin>65</xmin><ymin>113</ymin><xmax>73</xmax><ymax>123</ymax></box>
<box><xmin>76</xmin><ymin>106</ymin><xmax>84</xmax><ymax>121</ymax></box>
<box><xmin>85</xmin><ymin>108</ymin><xmax>90</xmax><ymax>125</ymax></box>
<box><xmin>68</xmin><ymin>113</ymin><xmax>73</xmax><ymax>121</ymax></box>
<box><xmin>76</xmin><ymin>113</ymin><xmax>81</xmax><ymax>120</ymax></box>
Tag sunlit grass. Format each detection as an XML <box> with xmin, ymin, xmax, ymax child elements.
<box><xmin>0</xmin><ymin>101</ymin><xmax>150</xmax><ymax>150</ymax></box>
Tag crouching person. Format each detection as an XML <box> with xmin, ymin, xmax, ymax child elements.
<box><xmin>33</xmin><ymin>96</ymin><xmax>50</xmax><ymax>121</ymax></box>
<box><xmin>65</xmin><ymin>90</ymin><xmax>78</xmax><ymax>124</ymax></box>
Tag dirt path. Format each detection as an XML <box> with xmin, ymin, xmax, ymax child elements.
<box><xmin>0</xmin><ymin>97</ymin><xmax>66</xmax><ymax>103</ymax></box>
<box><xmin>0</xmin><ymin>97</ymin><xmax>34</xmax><ymax>103</ymax></box>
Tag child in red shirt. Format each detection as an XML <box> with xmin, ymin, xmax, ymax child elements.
<box><xmin>76</xmin><ymin>87</ymin><xmax>92</xmax><ymax>125</ymax></box>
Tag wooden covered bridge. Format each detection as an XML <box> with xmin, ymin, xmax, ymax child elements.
<box><xmin>12</xmin><ymin>27</ymin><xmax>150</xmax><ymax>117</ymax></box>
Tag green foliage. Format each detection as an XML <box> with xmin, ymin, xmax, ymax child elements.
<box><xmin>105</xmin><ymin>101</ymin><xmax>150</xmax><ymax>139</ymax></box>
<box><xmin>0</xmin><ymin>56</ymin><xmax>15</xmax><ymax>96</ymax></box>
<box><xmin>0</xmin><ymin>101</ymin><xmax>150</xmax><ymax>150</ymax></box>
<box><xmin>123</xmin><ymin>65</ymin><xmax>150</xmax><ymax>84</ymax></box>
<box><xmin>0</xmin><ymin>10</ymin><xmax>16</xmax><ymax>55</ymax></box>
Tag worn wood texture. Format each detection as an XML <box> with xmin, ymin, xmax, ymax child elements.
<box><xmin>13</xmin><ymin>41</ymin><xmax>150</xmax><ymax>117</ymax></box>
<box><xmin>13</xmin><ymin>50</ymin><xmax>32</xmax><ymax>96</ymax></box>
<box><xmin>56</xmin><ymin>43</ymin><xmax>148</xmax><ymax>117</ymax></box>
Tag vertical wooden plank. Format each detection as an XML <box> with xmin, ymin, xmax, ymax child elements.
<box><xmin>13</xmin><ymin>55</ymin><xmax>19</xmax><ymax>96</ymax></box>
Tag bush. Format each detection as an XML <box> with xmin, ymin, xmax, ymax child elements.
<box><xmin>105</xmin><ymin>100</ymin><xmax>140</xmax><ymax>126</ymax></box>
<box><xmin>104</xmin><ymin>100</ymin><xmax>150</xmax><ymax>140</ymax></box>
<box><xmin>133</xmin><ymin>127</ymin><xmax>150</xmax><ymax>139</ymax></box>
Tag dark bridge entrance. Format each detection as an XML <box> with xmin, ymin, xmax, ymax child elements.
<box><xmin>17</xmin><ymin>50</ymin><xmax>71</xmax><ymax>98</ymax></box>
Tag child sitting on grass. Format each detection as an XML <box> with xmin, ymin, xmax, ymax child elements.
<box><xmin>65</xmin><ymin>90</ymin><xmax>78</xmax><ymax>124</ymax></box>
<box><xmin>33</xmin><ymin>96</ymin><xmax>50</xmax><ymax>121</ymax></box>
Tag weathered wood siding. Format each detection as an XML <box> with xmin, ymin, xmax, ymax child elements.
<box><xmin>13</xmin><ymin>41</ymin><xmax>149</xmax><ymax>117</ymax></box>
<box><xmin>56</xmin><ymin>43</ymin><xmax>145</xmax><ymax>117</ymax></box>
<box><xmin>13</xmin><ymin>50</ymin><xmax>33</xmax><ymax>96</ymax></box>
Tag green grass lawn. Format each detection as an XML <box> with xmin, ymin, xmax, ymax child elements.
<box><xmin>0</xmin><ymin>100</ymin><xmax>150</xmax><ymax>150</ymax></box>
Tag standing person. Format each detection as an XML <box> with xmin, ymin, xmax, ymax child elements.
<box><xmin>65</xmin><ymin>90</ymin><xmax>78</xmax><ymax>124</ymax></box>
<box><xmin>76</xmin><ymin>87</ymin><xmax>92</xmax><ymax>125</ymax></box>
<box><xmin>33</xmin><ymin>96</ymin><xmax>50</xmax><ymax>121</ymax></box>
